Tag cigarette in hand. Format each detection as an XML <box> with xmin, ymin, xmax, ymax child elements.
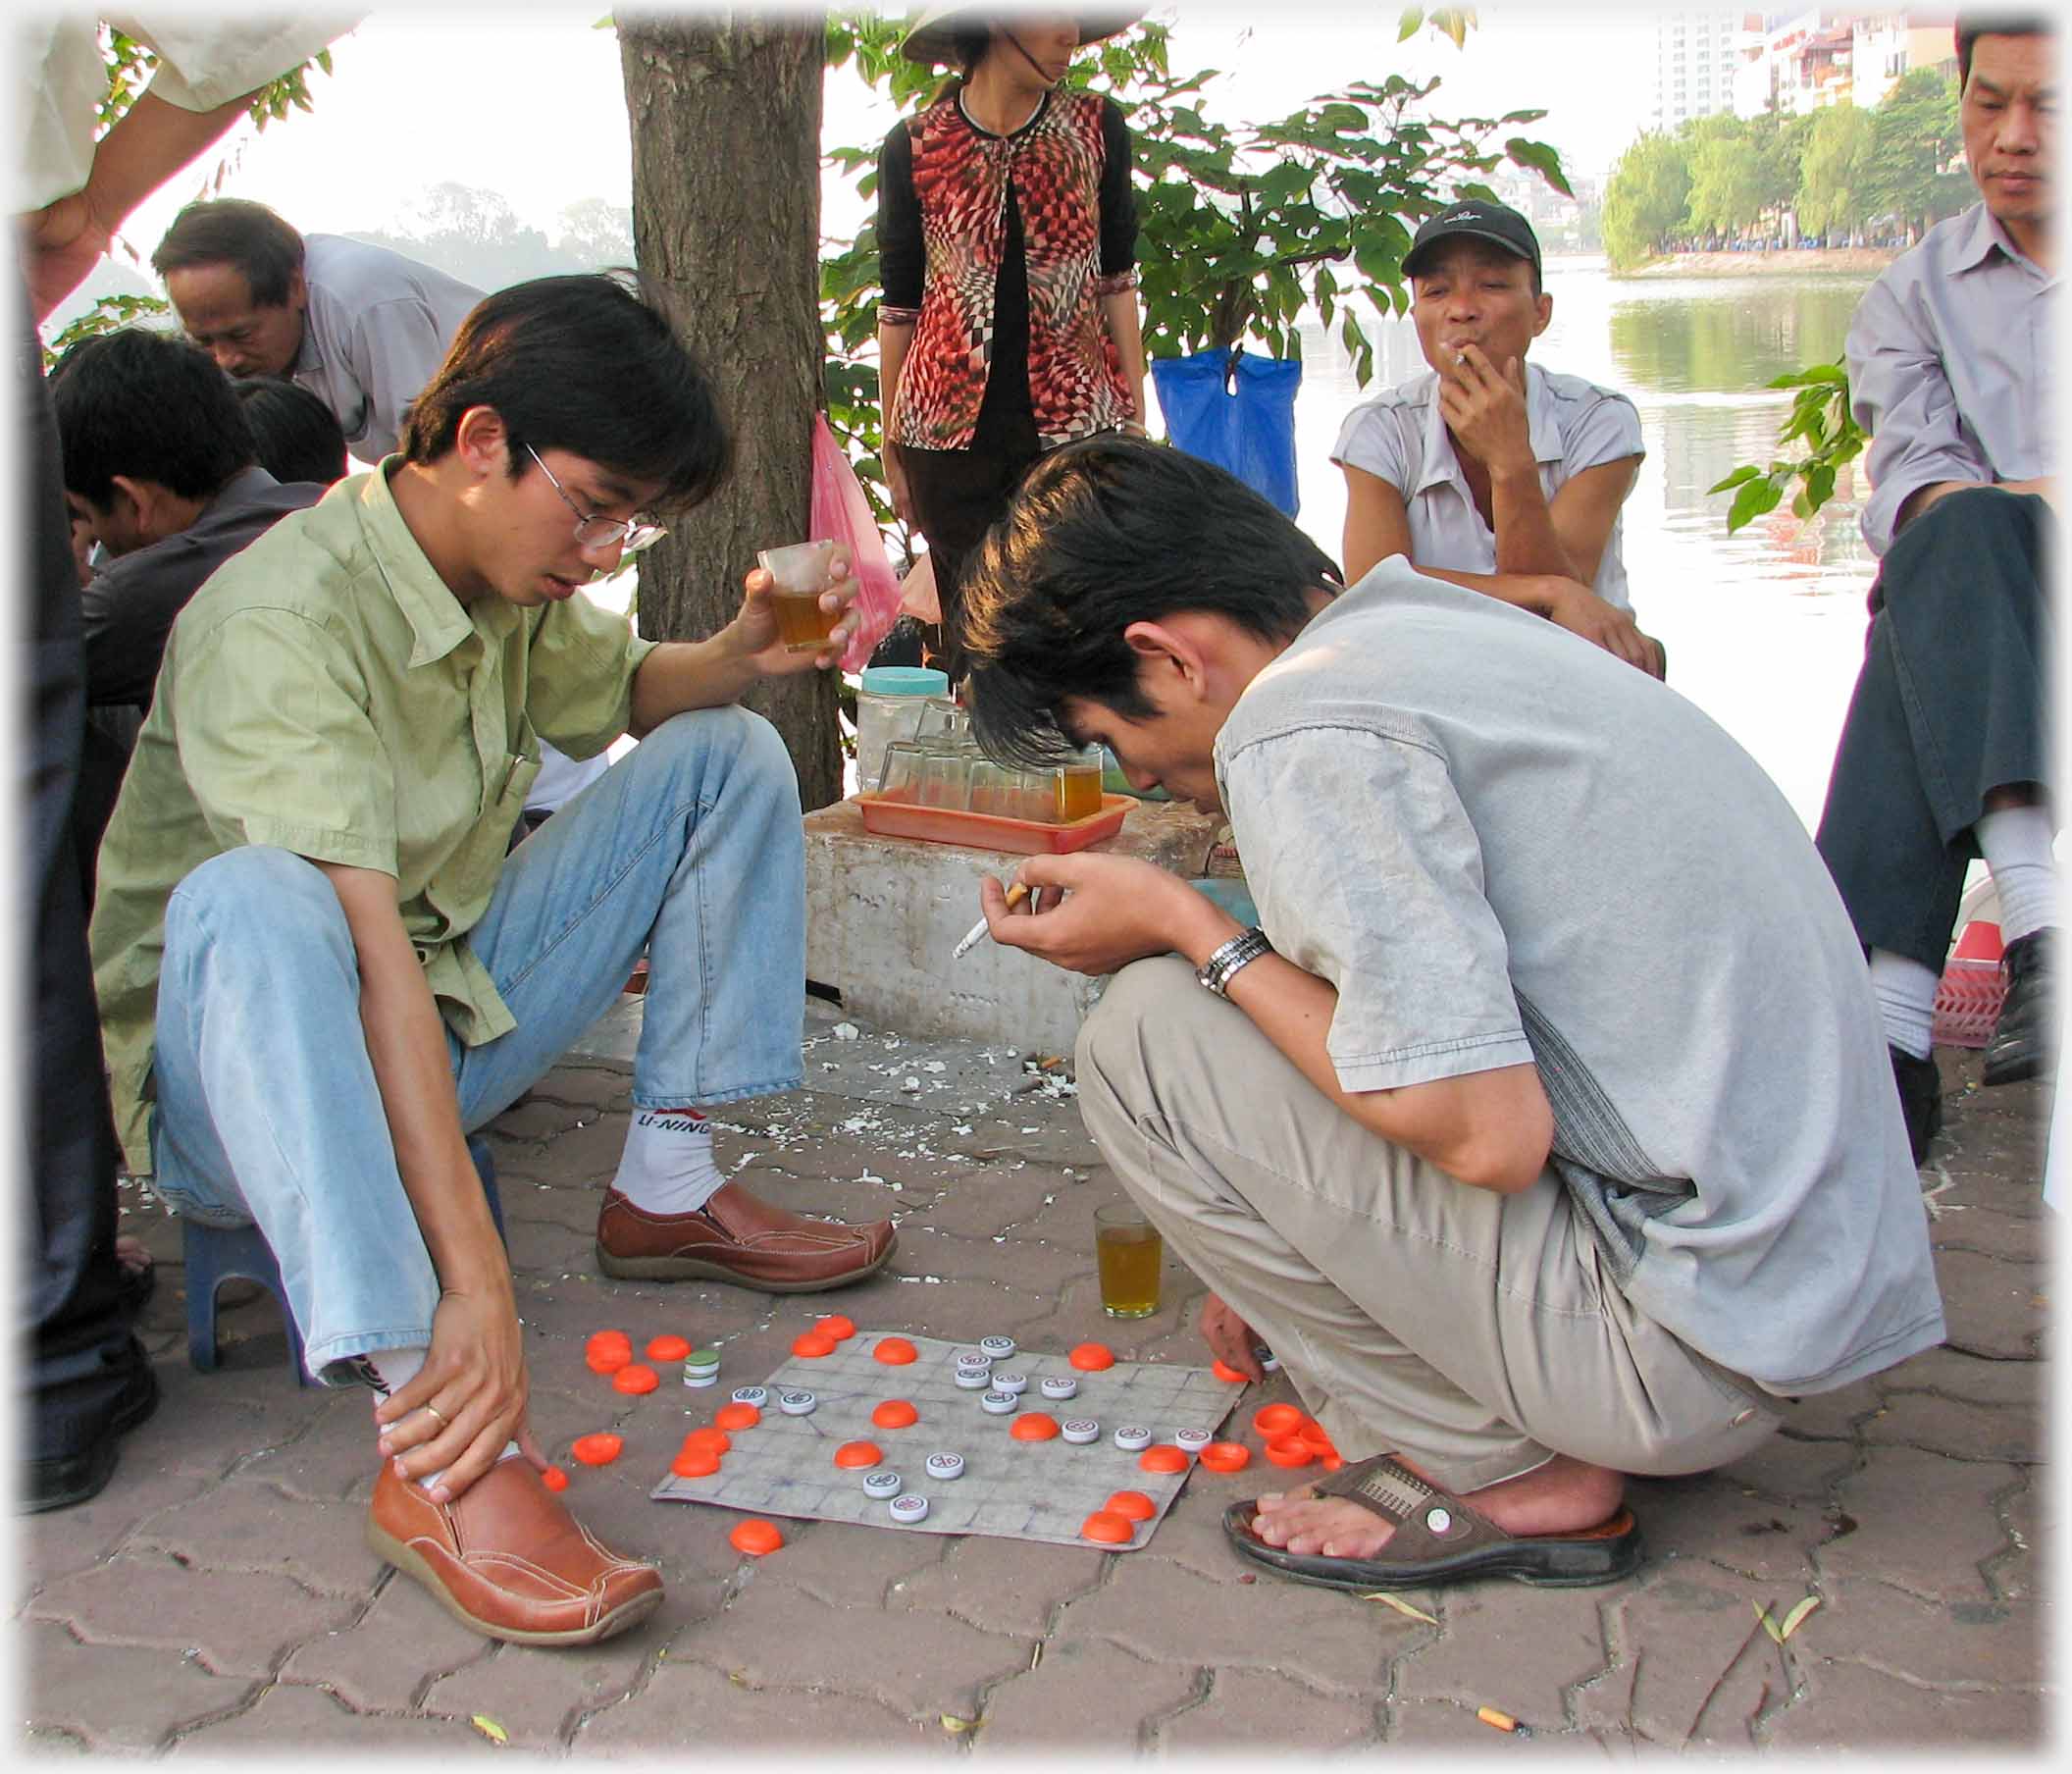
<box><xmin>953</xmin><ymin>882</ymin><xmax>1030</xmax><ymax>961</ymax></box>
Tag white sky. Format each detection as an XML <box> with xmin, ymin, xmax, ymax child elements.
<box><xmin>109</xmin><ymin>0</ymin><xmax>1661</xmax><ymax>279</ymax></box>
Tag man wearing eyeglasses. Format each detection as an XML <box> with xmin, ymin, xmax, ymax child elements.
<box><xmin>86</xmin><ymin>273</ymin><xmax>894</xmax><ymax>1646</ymax></box>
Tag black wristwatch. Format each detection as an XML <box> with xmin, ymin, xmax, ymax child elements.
<box><xmin>1196</xmin><ymin>926</ymin><xmax>1272</xmax><ymax>997</ymax></box>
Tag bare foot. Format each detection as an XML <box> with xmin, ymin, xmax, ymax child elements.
<box><xmin>1250</xmin><ymin>1453</ymin><xmax>1625</xmax><ymax>1559</ymax></box>
<box><xmin>115</xmin><ymin>1233</ymin><xmax>151</xmax><ymax>1278</ymax></box>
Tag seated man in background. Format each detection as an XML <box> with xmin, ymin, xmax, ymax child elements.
<box><xmin>958</xmin><ymin>437</ymin><xmax>1942</xmax><ymax>1594</ymax></box>
<box><xmin>1816</xmin><ymin>16</ymin><xmax>2056</xmax><ymax>1164</ymax></box>
<box><xmin>53</xmin><ymin>328</ymin><xmax>326</xmax><ymax>891</ymax></box>
<box><xmin>1332</xmin><ymin>199</ymin><xmax>1663</xmax><ymax>676</ymax></box>
<box><xmin>88</xmin><ymin>273</ymin><xmax>895</xmax><ymax>1644</ymax></box>
<box><xmin>233</xmin><ymin>374</ymin><xmax>349</xmax><ymax>486</ymax></box>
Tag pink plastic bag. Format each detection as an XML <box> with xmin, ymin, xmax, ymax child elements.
<box><xmin>809</xmin><ymin>413</ymin><xmax>902</xmax><ymax>672</ymax></box>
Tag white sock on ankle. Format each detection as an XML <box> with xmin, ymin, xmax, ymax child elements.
<box><xmin>1975</xmin><ymin>806</ymin><xmax>2059</xmax><ymax>945</ymax></box>
<box><xmin>612</xmin><ymin>1107</ymin><xmax>727</xmax><ymax>1216</ymax></box>
<box><xmin>365</xmin><ymin>1348</ymin><xmax>521</xmax><ymax>1490</ymax></box>
<box><xmin>1870</xmin><ymin>949</ymin><xmax>1940</xmax><ymax>1060</ymax></box>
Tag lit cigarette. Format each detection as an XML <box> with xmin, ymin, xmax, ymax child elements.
<box><xmin>953</xmin><ymin>882</ymin><xmax>1030</xmax><ymax>961</ymax></box>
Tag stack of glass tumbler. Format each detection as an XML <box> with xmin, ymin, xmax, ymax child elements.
<box><xmin>878</xmin><ymin>699</ymin><xmax>1105</xmax><ymax>825</ymax></box>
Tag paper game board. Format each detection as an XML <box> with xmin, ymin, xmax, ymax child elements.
<box><xmin>650</xmin><ymin>1330</ymin><xmax>1236</xmax><ymax>1550</ymax></box>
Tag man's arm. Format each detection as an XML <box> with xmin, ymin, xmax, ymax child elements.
<box><xmin>1341</xmin><ymin>463</ymin><xmax>1659</xmax><ymax>673</ymax></box>
<box><xmin>317</xmin><ymin>864</ymin><xmax>527</xmax><ymax>1502</ymax></box>
<box><xmin>876</xmin><ymin>318</ymin><xmax>916</xmax><ymax>525</ymax></box>
<box><xmin>980</xmin><ymin>856</ymin><xmax>1555</xmax><ymax>1192</ymax></box>
<box><xmin>347</xmin><ymin>297</ymin><xmax>478</xmax><ymax>462</ymax></box>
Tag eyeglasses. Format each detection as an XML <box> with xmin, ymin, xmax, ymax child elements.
<box><xmin>525</xmin><ymin>444</ymin><xmax>666</xmax><ymax>557</ymax></box>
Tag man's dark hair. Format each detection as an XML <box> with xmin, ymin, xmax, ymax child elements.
<box><xmin>960</xmin><ymin>437</ymin><xmax>1341</xmax><ymax>767</ymax></box>
<box><xmin>51</xmin><ymin>328</ymin><xmax>255</xmax><ymax>506</ymax></box>
<box><xmin>1956</xmin><ymin>16</ymin><xmax>2053</xmax><ymax>88</ymax></box>
<box><xmin>952</xmin><ymin>22</ymin><xmax>994</xmax><ymax>73</ymax></box>
<box><xmin>233</xmin><ymin>378</ymin><xmax>349</xmax><ymax>486</ymax></box>
<box><xmin>398</xmin><ymin>271</ymin><xmax>730</xmax><ymax>512</ymax></box>
<box><xmin>151</xmin><ymin>199</ymin><xmax>306</xmax><ymax>306</ymax></box>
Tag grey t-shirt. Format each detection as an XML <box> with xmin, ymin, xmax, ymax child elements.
<box><xmin>1215</xmin><ymin>562</ymin><xmax>1945</xmax><ymax>1396</ymax></box>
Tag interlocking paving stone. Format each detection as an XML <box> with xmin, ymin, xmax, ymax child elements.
<box><xmin>1881</xmin><ymin>1343</ymin><xmax>2045</xmax><ymax>1409</ymax></box>
<box><xmin>1385</xmin><ymin>1697</ymin><xmax>1552</xmax><ymax>1748</ymax></box>
<box><xmin>278</xmin><ymin>1578</ymin><xmax>490</xmax><ymax>1712</ymax></box>
<box><xmin>752</xmin><ymin>1517</ymin><xmax>951</xmax><ymax>1611</ymax></box>
<box><xmin>662</xmin><ymin>1570</ymin><xmax>1031</xmax><ymax>1719</ymax></box>
<box><xmin>128</xmin><ymin>1481</ymin><xmax>379</xmax><ymax>1596</ymax></box>
<box><xmin>1805</xmin><ymin>1575</ymin><xmax>2047</xmax><ymax>1688</ymax></box>
<box><xmin>1932</xmin><ymin>1248</ymin><xmax>2047</xmax><ymax>1358</ymax></box>
<box><xmin>1818</xmin><ymin>1448</ymin><xmax>2021</xmax><ymax>1601</ymax></box>
<box><xmin>26</xmin><ymin>1556</ymin><xmax>360</xmax><ymax>1678</ymax></box>
<box><xmin>572</xmin><ymin>1658</ymin><xmax>948</xmax><ymax>1753</ymax></box>
<box><xmin>1763</xmin><ymin>1656</ymin><xmax>2047</xmax><ymax>1749</ymax></box>
<box><xmin>419</xmin><ymin>1632</ymin><xmax>663</xmax><ymax>1748</ymax></box>
<box><xmin>1713</xmin><ymin>1432</ymin><xmax>1861</xmax><ymax>1505</ymax></box>
<box><xmin>1152</xmin><ymin>1664</ymin><xmax>1384</xmax><ymax>1750</ymax></box>
<box><xmin>1392</xmin><ymin>1580</ymin><xmax>1615</xmax><ymax>1720</ymax></box>
<box><xmin>969</xmin><ymin>1635</ymin><xmax>1199</xmax><ymax>1750</ymax></box>
<box><xmin>1857</xmin><ymin>1386</ymin><xmax>2042</xmax><ymax>1463</ymax></box>
<box><xmin>1050</xmin><ymin>1554</ymin><xmax>1406</xmax><ymax>1696</ymax></box>
<box><xmin>1597</xmin><ymin>1566</ymin><xmax>1801</xmax><ymax>1748</ymax></box>
<box><xmin>13</xmin><ymin>1464</ymin><xmax>215</xmax><ymax>1605</ymax></box>
<box><xmin>1622</xmin><ymin>1473</ymin><xmax>1831</xmax><ymax>1585</ymax></box>
<box><xmin>891</xmin><ymin>1534</ymin><xmax>1107</xmax><ymax>1639</ymax></box>
<box><xmin>169</xmin><ymin>1682</ymin><xmax>496</xmax><ymax>1752</ymax></box>
<box><xmin>21</xmin><ymin>1621</ymin><xmax>259</xmax><ymax>1751</ymax></box>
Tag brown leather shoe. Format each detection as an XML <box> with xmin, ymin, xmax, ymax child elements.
<box><xmin>366</xmin><ymin>1455</ymin><xmax>663</xmax><ymax>1646</ymax></box>
<box><xmin>596</xmin><ymin>1180</ymin><xmax>895</xmax><ymax>1291</ymax></box>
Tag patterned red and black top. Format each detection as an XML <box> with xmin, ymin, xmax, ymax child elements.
<box><xmin>879</xmin><ymin>88</ymin><xmax>1139</xmax><ymax>452</ymax></box>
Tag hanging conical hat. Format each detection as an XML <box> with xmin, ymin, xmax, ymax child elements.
<box><xmin>900</xmin><ymin>5</ymin><xmax>1147</xmax><ymax>68</ymax></box>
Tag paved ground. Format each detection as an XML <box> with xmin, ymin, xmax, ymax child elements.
<box><xmin>16</xmin><ymin>1000</ymin><xmax>2055</xmax><ymax>1756</ymax></box>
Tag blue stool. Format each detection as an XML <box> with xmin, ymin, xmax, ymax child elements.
<box><xmin>184</xmin><ymin>1134</ymin><xmax>506</xmax><ymax>1385</ymax></box>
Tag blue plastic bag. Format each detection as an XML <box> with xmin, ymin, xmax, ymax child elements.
<box><xmin>1149</xmin><ymin>348</ymin><xmax>1303</xmax><ymax>517</ymax></box>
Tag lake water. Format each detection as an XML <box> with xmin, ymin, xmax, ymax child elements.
<box><xmin>1200</xmin><ymin>255</ymin><xmax>1884</xmax><ymax>832</ymax></box>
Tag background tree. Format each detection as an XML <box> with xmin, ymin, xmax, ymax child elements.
<box><xmin>618</xmin><ymin>12</ymin><xmax>845</xmax><ymax>812</ymax></box>
<box><xmin>1683</xmin><ymin>116</ymin><xmax>1767</xmax><ymax>243</ymax></box>
<box><xmin>1796</xmin><ymin>103</ymin><xmax>1875</xmax><ymax>240</ymax></box>
<box><xmin>1601</xmin><ymin>132</ymin><xmax>1690</xmax><ymax>269</ymax></box>
<box><xmin>1862</xmin><ymin>68</ymin><xmax>1967</xmax><ymax>239</ymax></box>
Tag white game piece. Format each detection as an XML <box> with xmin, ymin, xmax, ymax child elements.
<box><xmin>1173</xmin><ymin>1428</ymin><xmax>1211</xmax><ymax>1453</ymax></box>
<box><xmin>1039</xmin><ymin>1376</ymin><xmax>1078</xmax><ymax>1401</ymax></box>
<box><xmin>1112</xmin><ymin>1424</ymin><xmax>1152</xmax><ymax>1451</ymax></box>
<box><xmin>953</xmin><ymin>1368</ymin><xmax>990</xmax><ymax>1389</ymax></box>
<box><xmin>890</xmin><ymin>1493</ymin><xmax>930</xmax><ymax>1523</ymax></box>
<box><xmin>683</xmin><ymin>1371</ymin><xmax>717</xmax><ymax>1388</ymax></box>
<box><xmin>863</xmin><ymin>1471</ymin><xmax>904</xmax><ymax>1499</ymax></box>
<box><xmin>925</xmin><ymin>1452</ymin><xmax>965</xmax><ymax>1481</ymax></box>
<box><xmin>778</xmin><ymin>1389</ymin><xmax>816</xmax><ymax>1416</ymax></box>
<box><xmin>1253</xmin><ymin>1344</ymin><xmax>1281</xmax><ymax>1373</ymax></box>
<box><xmin>993</xmin><ymin>1372</ymin><xmax>1028</xmax><ymax>1395</ymax></box>
<box><xmin>730</xmin><ymin>1386</ymin><xmax>768</xmax><ymax>1407</ymax></box>
<box><xmin>952</xmin><ymin>1349</ymin><xmax>990</xmax><ymax>1369</ymax></box>
<box><xmin>978</xmin><ymin>1335</ymin><xmax>1015</xmax><ymax>1360</ymax></box>
<box><xmin>1061</xmin><ymin>1419</ymin><xmax>1100</xmax><ymax>1444</ymax></box>
<box><xmin>980</xmin><ymin>1391</ymin><xmax>1016</xmax><ymax>1414</ymax></box>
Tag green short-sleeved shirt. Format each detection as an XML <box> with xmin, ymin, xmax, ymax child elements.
<box><xmin>88</xmin><ymin>464</ymin><xmax>657</xmax><ymax>1174</ymax></box>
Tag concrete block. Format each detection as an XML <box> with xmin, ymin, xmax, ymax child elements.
<box><xmin>803</xmin><ymin>797</ymin><xmax>1223</xmax><ymax>1055</ymax></box>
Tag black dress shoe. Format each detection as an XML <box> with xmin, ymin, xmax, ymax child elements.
<box><xmin>21</xmin><ymin>1342</ymin><xmax>160</xmax><ymax>1516</ymax></box>
<box><xmin>1983</xmin><ymin>928</ymin><xmax>2057</xmax><ymax>1087</ymax></box>
<box><xmin>1890</xmin><ymin>1045</ymin><xmax>1943</xmax><ymax>1167</ymax></box>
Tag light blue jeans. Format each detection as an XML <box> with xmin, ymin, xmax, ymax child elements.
<box><xmin>149</xmin><ymin>707</ymin><xmax>806</xmax><ymax>1381</ymax></box>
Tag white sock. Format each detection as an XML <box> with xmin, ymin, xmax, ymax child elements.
<box><xmin>612</xmin><ymin>1106</ymin><xmax>727</xmax><ymax>1216</ymax></box>
<box><xmin>364</xmin><ymin>1347</ymin><xmax>519</xmax><ymax>1489</ymax></box>
<box><xmin>1975</xmin><ymin>806</ymin><xmax>2059</xmax><ymax>945</ymax></box>
<box><xmin>1870</xmin><ymin>949</ymin><xmax>1940</xmax><ymax>1060</ymax></box>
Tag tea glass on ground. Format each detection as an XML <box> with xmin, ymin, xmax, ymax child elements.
<box><xmin>1094</xmin><ymin>1202</ymin><xmax>1162</xmax><ymax>1319</ymax></box>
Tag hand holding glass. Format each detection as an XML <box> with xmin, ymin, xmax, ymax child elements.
<box><xmin>756</xmin><ymin>540</ymin><xmax>846</xmax><ymax>652</ymax></box>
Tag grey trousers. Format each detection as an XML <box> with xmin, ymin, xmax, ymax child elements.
<box><xmin>1075</xmin><ymin>957</ymin><xmax>1783</xmax><ymax>1495</ymax></box>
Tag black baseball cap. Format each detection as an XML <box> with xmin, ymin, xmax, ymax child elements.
<box><xmin>1402</xmin><ymin>199</ymin><xmax>1542</xmax><ymax>280</ymax></box>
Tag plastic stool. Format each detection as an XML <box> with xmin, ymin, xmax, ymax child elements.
<box><xmin>184</xmin><ymin>1134</ymin><xmax>506</xmax><ymax>1385</ymax></box>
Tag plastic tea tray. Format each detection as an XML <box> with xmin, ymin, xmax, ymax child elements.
<box><xmin>855</xmin><ymin>790</ymin><xmax>1130</xmax><ymax>855</ymax></box>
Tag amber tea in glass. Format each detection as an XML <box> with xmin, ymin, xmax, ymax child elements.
<box><xmin>757</xmin><ymin>540</ymin><xmax>841</xmax><ymax>653</ymax></box>
<box><xmin>1055</xmin><ymin>757</ymin><xmax>1104</xmax><ymax>822</ymax></box>
<box><xmin>1095</xmin><ymin>1203</ymin><xmax>1162</xmax><ymax>1319</ymax></box>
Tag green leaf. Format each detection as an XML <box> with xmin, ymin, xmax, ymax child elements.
<box><xmin>1503</xmin><ymin>136</ymin><xmax>1572</xmax><ymax>197</ymax></box>
<box><xmin>472</xmin><ymin>1715</ymin><xmax>509</xmax><ymax>1745</ymax></box>
<box><xmin>1398</xmin><ymin>8</ymin><xmax>1425</xmax><ymax>42</ymax></box>
<box><xmin>1361</xmin><ymin>1590</ymin><xmax>1439</xmax><ymax>1624</ymax></box>
<box><xmin>1754</xmin><ymin>1600</ymin><xmax>1785</xmax><ymax>1644</ymax></box>
<box><xmin>1779</xmin><ymin>1595</ymin><xmax>1822</xmax><ymax>1640</ymax></box>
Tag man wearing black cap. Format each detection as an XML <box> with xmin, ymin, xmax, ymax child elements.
<box><xmin>1332</xmin><ymin>199</ymin><xmax>1663</xmax><ymax>677</ymax></box>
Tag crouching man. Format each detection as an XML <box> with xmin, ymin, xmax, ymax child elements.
<box><xmin>88</xmin><ymin>273</ymin><xmax>893</xmax><ymax>1644</ymax></box>
<box><xmin>958</xmin><ymin>437</ymin><xmax>1944</xmax><ymax>1592</ymax></box>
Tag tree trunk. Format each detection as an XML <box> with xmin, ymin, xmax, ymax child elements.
<box><xmin>618</xmin><ymin>11</ymin><xmax>842</xmax><ymax>811</ymax></box>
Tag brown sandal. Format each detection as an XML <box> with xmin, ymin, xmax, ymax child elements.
<box><xmin>1223</xmin><ymin>1452</ymin><xmax>1643</xmax><ymax>1591</ymax></box>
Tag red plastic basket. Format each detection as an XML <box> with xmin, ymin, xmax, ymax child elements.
<box><xmin>1933</xmin><ymin>956</ymin><xmax>2007</xmax><ymax>1048</ymax></box>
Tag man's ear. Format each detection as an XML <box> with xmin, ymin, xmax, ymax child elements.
<box><xmin>285</xmin><ymin>266</ymin><xmax>309</xmax><ymax>314</ymax></box>
<box><xmin>1120</xmin><ymin>618</ymin><xmax>1209</xmax><ymax>693</ymax></box>
<box><xmin>1532</xmin><ymin>290</ymin><xmax>1554</xmax><ymax>337</ymax></box>
<box><xmin>452</xmin><ymin>405</ymin><xmax>511</xmax><ymax>481</ymax></box>
<box><xmin>105</xmin><ymin>475</ymin><xmax>156</xmax><ymax>533</ymax></box>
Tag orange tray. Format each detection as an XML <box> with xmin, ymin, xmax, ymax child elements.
<box><xmin>855</xmin><ymin>791</ymin><xmax>1130</xmax><ymax>855</ymax></box>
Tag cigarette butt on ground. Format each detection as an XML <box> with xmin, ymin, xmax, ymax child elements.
<box><xmin>1476</xmin><ymin>1706</ymin><xmax>1518</xmax><ymax>1733</ymax></box>
<box><xmin>952</xmin><ymin>881</ymin><xmax>1031</xmax><ymax>961</ymax></box>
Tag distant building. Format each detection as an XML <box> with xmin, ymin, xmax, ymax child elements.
<box><xmin>1732</xmin><ymin>9</ymin><xmax>1957</xmax><ymax>120</ymax></box>
<box><xmin>1652</xmin><ymin>8</ymin><xmax>1745</xmax><ymax>130</ymax></box>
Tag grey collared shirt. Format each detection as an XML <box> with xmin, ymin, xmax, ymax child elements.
<box><xmin>290</xmin><ymin>234</ymin><xmax>484</xmax><ymax>463</ymax></box>
<box><xmin>1845</xmin><ymin>202</ymin><xmax>2056</xmax><ymax>557</ymax></box>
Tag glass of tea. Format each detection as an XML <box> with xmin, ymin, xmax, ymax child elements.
<box><xmin>756</xmin><ymin>540</ymin><xmax>844</xmax><ymax>652</ymax></box>
<box><xmin>1094</xmin><ymin>1202</ymin><xmax>1162</xmax><ymax>1319</ymax></box>
<box><xmin>1055</xmin><ymin>747</ymin><xmax>1104</xmax><ymax>822</ymax></box>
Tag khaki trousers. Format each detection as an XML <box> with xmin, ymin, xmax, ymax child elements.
<box><xmin>1075</xmin><ymin>958</ymin><xmax>1783</xmax><ymax>1495</ymax></box>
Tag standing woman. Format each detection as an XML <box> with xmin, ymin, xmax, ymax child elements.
<box><xmin>877</xmin><ymin>6</ymin><xmax>1148</xmax><ymax>682</ymax></box>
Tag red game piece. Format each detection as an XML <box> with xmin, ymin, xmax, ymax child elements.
<box><xmin>671</xmin><ymin>1448</ymin><xmax>721</xmax><ymax>1479</ymax></box>
<box><xmin>791</xmin><ymin>1330</ymin><xmax>838</xmax><ymax>1359</ymax></box>
<box><xmin>1010</xmin><ymin>1412</ymin><xmax>1061</xmax><ymax>1441</ymax></box>
<box><xmin>542</xmin><ymin>1465</ymin><xmax>571</xmax><ymax>1491</ymax></box>
<box><xmin>1252</xmin><ymin>1403</ymin><xmax>1304</xmax><ymax>1439</ymax></box>
<box><xmin>1105</xmin><ymin>1489</ymin><xmax>1156</xmax><ymax>1521</ymax></box>
<box><xmin>872</xmin><ymin>1399</ymin><xmax>919</xmax><ymax>1429</ymax></box>
<box><xmin>1264</xmin><ymin>1436</ymin><xmax>1315</xmax><ymax>1468</ymax></box>
<box><xmin>1068</xmin><ymin>1341</ymin><xmax>1116</xmax><ymax>1372</ymax></box>
<box><xmin>680</xmin><ymin>1427</ymin><xmax>732</xmax><ymax>1457</ymax></box>
<box><xmin>1212</xmin><ymin>1359</ymin><xmax>1250</xmax><ymax>1383</ymax></box>
<box><xmin>833</xmin><ymin>1440</ymin><xmax>883</xmax><ymax>1469</ymax></box>
<box><xmin>1198</xmin><ymin>1441</ymin><xmax>1252</xmax><ymax>1473</ymax></box>
<box><xmin>585</xmin><ymin>1344</ymin><xmax>633</xmax><ymax>1375</ymax></box>
<box><xmin>815</xmin><ymin>1314</ymin><xmax>856</xmax><ymax>1340</ymax></box>
<box><xmin>646</xmin><ymin>1334</ymin><xmax>692</xmax><ymax>1362</ymax></box>
<box><xmin>730</xmin><ymin>1520</ymin><xmax>784</xmax><ymax>1555</ymax></box>
<box><xmin>611</xmin><ymin>1363</ymin><xmax>660</xmax><ymax>1395</ymax></box>
<box><xmin>1137</xmin><ymin>1444</ymin><xmax>1188</xmax><ymax>1475</ymax></box>
<box><xmin>873</xmin><ymin>1336</ymin><xmax>919</xmax><ymax>1365</ymax></box>
<box><xmin>570</xmin><ymin>1433</ymin><xmax>623</xmax><ymax>1466</ymax></box>
<box><xmin>714</xmin><ymin>1402</ymin><xmax>762</xmax><ymax>1431</ymax></box>
<box><xmin>1080</xmin><ymin>1510</ymin><xmax>1133</xmax><ymax>1544</ymax></box>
